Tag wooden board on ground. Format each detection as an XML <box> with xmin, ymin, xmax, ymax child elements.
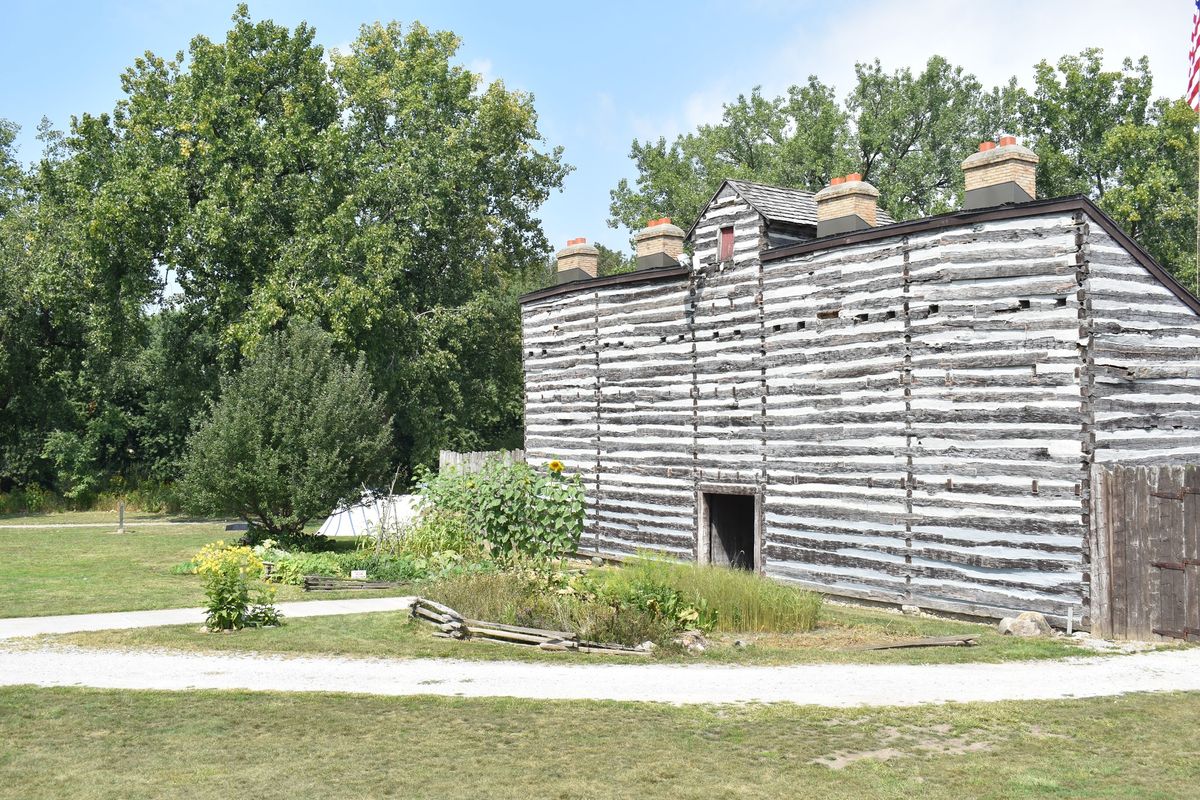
<box><xmin>851</xmin><ymin>634</ymin><xmax>980</xmax><ymax>651</ymax></box>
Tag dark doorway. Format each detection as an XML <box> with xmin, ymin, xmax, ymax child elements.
<box><xmin>705</xmin><ymin>493</ymin><xmax>756</xmax><ymax>570</ymax></box>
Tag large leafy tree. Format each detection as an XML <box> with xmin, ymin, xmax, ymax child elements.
<box><xmin>1020</xmin><ymin>50</ymin><xmax>1196</xmax><ymax>287</ymax></box>
<box><xmin>5</xmin><ymin>7</ymin><xmax>568</xmax><ymax>499</ymax></box>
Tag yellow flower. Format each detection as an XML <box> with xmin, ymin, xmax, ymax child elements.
<box><xmin>547</xmin><ymin>460</ymin><xmax>564</xmax><ymax>474</ymax></box>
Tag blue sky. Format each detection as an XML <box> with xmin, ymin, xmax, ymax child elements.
<box><xmin>0</xmin><ymin>1</ymin><xmax>1188</xmax><ymax>254</ymax></box>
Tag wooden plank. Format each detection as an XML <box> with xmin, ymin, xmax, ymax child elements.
<box><xmin>853</xmin><ymin>634</ymin><xmax>979</xmax><ymax>651</ymax></box>
<box><xmin>1089</xmin><ymin>464</ymin><xmax>1111</xmax><ymax>637</ymax></box>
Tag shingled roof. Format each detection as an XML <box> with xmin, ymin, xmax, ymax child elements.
<box><xmin>686</xmin><ymin>178</ymin><xmax>895</xmax><ymax>239</ymax></box>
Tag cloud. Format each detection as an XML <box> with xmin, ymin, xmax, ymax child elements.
<box><xmin>634</xmin><ymin>0</ymin><xmax>1184</xmax><ymax>142</ymax></box>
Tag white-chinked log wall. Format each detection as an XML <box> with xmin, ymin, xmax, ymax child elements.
<box><xmin>1085</xmin><ymin>225</ymin><xmax>1200</xmax><ymax>465</ymax></box>
<box><xmin>521</xmin><ymin>204</ymin><xmax>1200</xmax><ymax>623</ymax></box>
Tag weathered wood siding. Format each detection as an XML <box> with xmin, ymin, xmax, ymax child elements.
<box><xmin>1084</xmin><ymin>220</ymin><xmax>1200</xmax><ymax>465</ymax></box>
<box><xmin>1090</xmin><ymin>464</ymin><xmax>1200</xmax><ymax>640</ymax></box>
<box><xmin>690</xmin><ymin>186</ymin><xmax>769</xmax><ymax>521</ymax></box>
<box><xmin>759</xmin><ymin>232</ymin><xmax>910</xmax><ymax>602</ymax></box>
<box><xmin>759</xmin><ymin>213</ymin><xmax>1089</xmax><ymax>620</ymax></box>
<box><xmin>595</xmin><ymin>279</ymin><xmax>694</xmax><ymax>558</ymax></box>
<box><xmin>521</xmin><ymin>201</ymin><xmax>1200</xmax><ymax>623</ymax></box>
<box><xmin>522</xmin><ymin>289</ymin><xmax>600</xmax><ymax>550</ymax></box>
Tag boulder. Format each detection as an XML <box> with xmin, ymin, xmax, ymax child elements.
<box><xmin>998</xmin><ymin>611</ymin><xmax>1052</xmax><ymax>637</ymax></box>
<box><xmin>901</xmin><ymin>604</ymin><xmax>921</xmax><ymax>616</ymax></box>
<box><xmin>673</xmin><ymin>629</ymin><xmax>708</xmax><ymax>654</ymax></box>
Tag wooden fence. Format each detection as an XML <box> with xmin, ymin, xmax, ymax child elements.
<box><xmin>1090</xmin><ymin>464</ymin><xmax>1200</xmax><ymax>640</ymax></box>
<box><xmin>438</xmin><ymin>449</ymin><xmax>525</xmax><ymax>474</ymax></box>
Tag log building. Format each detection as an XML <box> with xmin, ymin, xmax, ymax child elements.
<box><xmin>519</xmin><ymin>138</ymin><xmax>1200</xmax><ymax>625</ymax></box>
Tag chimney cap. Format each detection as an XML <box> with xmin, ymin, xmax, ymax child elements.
<box><xmin>815</xmin><ymin>175</ymin><xmax>880</xmax><ymax>202</ymax></box>
<box><xmin>963</xmin><ymin>137</ymin><xmax>1038</xmax><ymax>170</ymax></box>
<box><xmin>647</xmin><ymin>217</ymin><xmax>673</xmax><ymax>227</ymax></box>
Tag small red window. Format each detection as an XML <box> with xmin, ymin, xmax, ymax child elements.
<box><xmin>719</xmin><ymin>226</ymin><xmax>735</xmax><ymax>261</ymax></box>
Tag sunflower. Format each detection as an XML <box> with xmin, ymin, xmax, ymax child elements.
<box><xmin>547</xmin><ymin>459</ymin><xmax>564</xmax><ymax>474</ymax></box>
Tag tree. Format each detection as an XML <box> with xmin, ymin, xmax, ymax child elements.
<box><xmin>609</xmin><ymin>49</ymin><xmax>1194</xmax><ymax>281</ymax></box>
<box><xmin>1019</xmin><ymin>50</ymin><xmax>1195</xmax><ymax>284</ymax></box>
<box><xmin>2</xmin><ymin>8</ymin><xmax>569</xmax><ymax>499</ymax></box>
<box><xmin>848</xmin><ymin>56</ymin><xmax>1016</xmax><ymax>218</ymax></box>
<box><xmin>180</xmin><ymin>321</ymin><xmax>391</xmax><ymax>542</ymax></box>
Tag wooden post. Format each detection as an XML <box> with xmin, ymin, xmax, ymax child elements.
<box><xmin>117</xmin><ymin>499</ymin><xmax>125</xmax><ymax>535</ymax></box>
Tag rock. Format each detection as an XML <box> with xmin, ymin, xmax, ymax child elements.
<box><xmin>590</xmin><ymin>556</ymin><xmax>603</xmax><ymax>567</ymax></box>
<box><xmin>998</xmin><ymin>611</ymin><xmax>1052</xmax><ymax>637</ymax></box>
<box><xmin>901</xmin><ymin>604</ymin><xmax>921</xmax><ymax>616</ymax></box>
<box><xmin>673</xmin><ymin>629</ymin><xmax>708</xmax><ymax>654</ymax></box>
<box><xmin>637</xmin><ymin>640</ymin><xmax>657</xmax><ymax>653</ymax></box>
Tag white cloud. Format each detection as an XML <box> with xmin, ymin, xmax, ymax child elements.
<box><xmin>636</xmin><ymin>0</ymin><xmax>1186</xmax><ymax>142</ymax></box>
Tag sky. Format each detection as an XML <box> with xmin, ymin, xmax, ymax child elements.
<box><xmin>0</xmin><ymin>0</ymin><xmax>1192</xmax><ymax>254</ymax></box>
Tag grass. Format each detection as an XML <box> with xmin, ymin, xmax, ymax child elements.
<box><xmin>0</xmin><ymin>685</ymin><xmax>1196</xmax><ymax>799</ymax></box>
<box><xmin>42</xmin><ymin>601</ymin><xmax>1093</xmax><ymax>666</ymax></box>
<box><xmin>602</xmin><ymin>556</ymin><xmax>824</xmax><ymax>632</ymax></box>
<box><xmin>0</xmin><ymin>522</ymin><xmax>408</xmax><ymax>618</ymax></box>
<box><xmin>0</xmin><ymin>509</ymin><xmax>210</xmax><ymax>526</ymax></box>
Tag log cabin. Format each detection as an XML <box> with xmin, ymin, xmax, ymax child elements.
<box><xmin>519</xmin><ymin>137</ymin><xmax>1200</xmax><ymax>626</ymax></box>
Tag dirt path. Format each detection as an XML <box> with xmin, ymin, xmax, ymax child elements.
<box><xmin>2</xmin><ymin>642</ymin><xmax>1197</xmax><ymax>706</ymax></box>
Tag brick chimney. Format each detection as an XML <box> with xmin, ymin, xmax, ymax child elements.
<box><xmin>555</xmin><ymin>237</ymin><xmax>599</xmax><ymax>285</ymax></box>
<box><xmin>634</xmin><ymin>217</ymin><xmax>685</xmax><ymax>269</ymax></box>
<box><xmin>814</xmin><ymin>173</ymin><xmax>879</xmax><ymax>237</ymax></box>
<box><xmin>961</xmin><ymin>136</ymin><xmax>1038</xmax><ymax>210</ymax></box>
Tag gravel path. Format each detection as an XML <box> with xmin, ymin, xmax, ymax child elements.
<box><xmin>2</xmin><ymin>642</ymin><xmax>1198</xmax><ymax>706</ymax></box>
<box><xmin>0</xmin><ymin>597</ymin><xmax>416</xmax><ymax>640</ymax></box>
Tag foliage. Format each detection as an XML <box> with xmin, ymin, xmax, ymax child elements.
<box><xmin>1021</xmin><ymin>50</ymin><xmax>1197</xmax><ymax>287</ymax></box>
<box><xmin>191</xmin><ymin>541</ymin><xmax>280</xmax><ymax>630</ymax></box>
<box><xmin>584</xmin><ymin>556</ymin><xmax>822</xmax><ymax>634</ymax></box>
<box><xmin>425</xmin><ymin>571</ymin><xmax>674</xmax><ymax>646</ymax></box>
<box><xmin>0</xmin><ymin>4</ymin><xmax>568</xmax><ymax>500</ymax></box>
<box><xmin>365</xmin><ymin>506</ymin><xmax>483</xmax><ymax>561</ymax></box>
<box><xmin>609</xmin><ymin>48</ymin><xmax>1195</xmax><ymax>282</ymax></box>
<box><xmin>418</xmin><ymin>459</ymin><xmax>584</xmax><ymax>564</ymax></box>
<box><xmin>180</xmin><ymin>321</ymin><xmax>392</xmax><ymax>543</ymax></box>
<box><xmin>251</xmin><ymin>532</ymin><xmax>495</xmax><ymax>586</ymax></box>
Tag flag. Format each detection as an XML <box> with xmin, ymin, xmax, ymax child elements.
<box><xmin>1191</xmin><ymin>0</ymin><xmax>1200</xmax><ymax>110</ymax></box>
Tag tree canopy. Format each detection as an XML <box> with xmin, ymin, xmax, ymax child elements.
<box><xmin>609</xmin><ymin>49</ymin><xmax>1196</xmax><ymax>285</ymax></box>
<box><xmin>0</xmin><ymin>7</ymin><xmax>567</xmax><ymax>501</ymax></box>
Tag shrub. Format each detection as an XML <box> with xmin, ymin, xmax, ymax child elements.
<box><xmin>366</xmin><ymin>507</ymin><xmax>482</xmax><ymax>561</ymax></box>
<box><xmin>179</xmin><ymin>321</ymin><xmax>392</xmax><ymax>547</ymax></box>
<box><xmin>417</xmin><ymin>459</ymin><xmax>583</xmax><ymax>564</ymax></box>
<box><xmin>592</xmin><ymin>556</ymin><xmax>822</xmax><ymax>634</ymax></box>
<box><xmin>192</xmin><ymin>541</ymin><xmax>281</xmax><ymax>630</ymax></box>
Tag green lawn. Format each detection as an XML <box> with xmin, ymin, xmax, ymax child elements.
<box><xmin>0</xmin><ymin>686</ymin><xmax>1195</xmax><ymax>799</ymax></box>
<box><xmin>45</xmin><ymin>601</ymin><xmax>1092</xmax><ymax>666</ymax></box>
<box><xmin>0</xmin><ymin>522</ymin><xmax>407</xmax><ymax>618</ymax></box>
<box><xmin>0</xmin><ymin>509</ymin><xmax>216</xmax><ymax>526</ymax></box>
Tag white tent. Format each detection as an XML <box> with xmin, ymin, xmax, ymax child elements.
<box><xmin>317</xmin><ymin>493</ymin><xmax>419</xmax><ymax>538</ymax></box>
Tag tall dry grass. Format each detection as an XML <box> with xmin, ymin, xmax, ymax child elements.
<box><xmin>607</xmin><ymin>556</ymin><xmax>823</xmax><ymax>633</ymax></box>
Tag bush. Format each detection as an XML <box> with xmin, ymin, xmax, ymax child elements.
<box><xmin>192</xmin><ymin>541</ymin><xmax>281</xmax><ymax>630</ymax></box>
<box><xmin>366</xmin><ymin>507</ymin><xmax>483</xmax><ymax>561</ymax></box>
<box><xmin>590</xmin><ymin>556</ymin><xmax>822</xmax><ymax>634</ymax></box>
<box><xmin>417</xmin><ymin>459</ymin><xmax>583</xmax><ymax>564</ymax></box>
<box><xmin>179</xmin><ymin>321</ymin><xmax>392</xmax><ymax>547</ymax></box>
